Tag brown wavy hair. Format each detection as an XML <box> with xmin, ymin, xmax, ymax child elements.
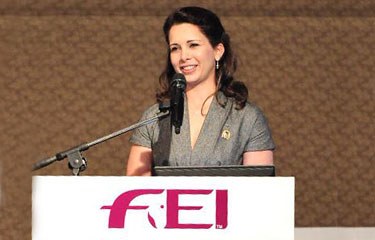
<box><xmin>157</xmin><ymin>6</ymin><xmax>248</xmax><ymax>109</ymax></box>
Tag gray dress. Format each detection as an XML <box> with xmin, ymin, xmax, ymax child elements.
<box><xmin>130</xmin><ymin>92</ymin><xmax>275</xmax><ymax>166</ymax></box>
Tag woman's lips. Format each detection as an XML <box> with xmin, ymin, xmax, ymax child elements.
<box><xmin>180</xmin><ymin>65</ymin><xmax>197</xmax><ymax>74</ymax></box>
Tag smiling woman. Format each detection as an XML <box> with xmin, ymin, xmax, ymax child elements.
<box><xmin>168</xmin><ymin>23</ymin><xmax>224</xmax><ymax>91</ymax></box>
<box><xmin>126</xmin><ymin>6</ymin><xmax>275</xmax><ymax>176</ymax></box>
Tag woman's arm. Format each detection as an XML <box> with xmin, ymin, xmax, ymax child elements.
<box><xmin>243</xmin><ymin>150</ymin><xmax>274</xmax><ymax>166</ymax></box>
<box><xmin>126</xmin><ymin>145</ymin><xmax>153</xmax><ymax>176</ymax></box>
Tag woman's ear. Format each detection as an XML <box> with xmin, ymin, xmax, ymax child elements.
<box><xmin>214</xmin><ymin>43</ymin><xmax>225</xmax><ymax>61</ymax></box>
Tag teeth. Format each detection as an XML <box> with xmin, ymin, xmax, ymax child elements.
<box><xmin>182</xmin><ymin>65</ymin><xmax>195</xmax><ymax>70</ymax></box>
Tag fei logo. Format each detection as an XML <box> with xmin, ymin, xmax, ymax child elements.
<box><xmin>101</xmin><ymin>189</ymin><xmax>228</xmax><ymax>229</ymax></box>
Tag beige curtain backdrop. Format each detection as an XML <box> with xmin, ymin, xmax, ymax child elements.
<box><xmin>0</xmin><ymin>1</ymin><xmax>374</xmax><ymax>239</ymax></box>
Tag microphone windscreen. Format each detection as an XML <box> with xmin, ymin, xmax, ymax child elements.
<box><xmin>171</xmin><ymin>73</ymin><xmax>186</xmax><ymax>89</ymax></box>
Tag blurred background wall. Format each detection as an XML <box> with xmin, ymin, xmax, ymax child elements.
<box><xmin>0</xmin><ymin>0</ymin><xmax>374</xmax><ymax>239</ymax></box>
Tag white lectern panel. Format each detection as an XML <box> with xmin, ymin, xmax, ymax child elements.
<box><xmin>32</xmin><ymin>176</ymin><xmax>294</xmax><ymax>240</ymax></box>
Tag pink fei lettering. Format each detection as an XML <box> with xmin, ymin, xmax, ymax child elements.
<box><xmin>101</xmin><ymin>189</ymin><xmax>228</xmax><ymax>229</ymax></box>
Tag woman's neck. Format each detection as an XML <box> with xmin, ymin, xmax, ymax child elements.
<box><xmin>186</xmin><ymin>81</ymin><xmax>216</xmax><ymax>115</ymax></box>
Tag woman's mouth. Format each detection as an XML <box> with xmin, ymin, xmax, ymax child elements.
<box><xmin>180</xmin><ymin>65</ymin><xmax>197</xmax><ymax>74</ymax></box>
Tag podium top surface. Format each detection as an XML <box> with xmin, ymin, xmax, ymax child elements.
<box><xmin>152</xmin><ymin>165</ymin><xmax>275</xmax><ymax>176</ymax></box>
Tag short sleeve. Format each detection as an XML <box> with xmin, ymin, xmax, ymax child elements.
<box><xmin>129</xmin><ymin>104</ymin><xmax>160</xmax><ymax>148</ymax></box>
<box><xmin>244</xmin><ymin>106</ymin><xmax>276</xmax><ymax>152</ymax></box>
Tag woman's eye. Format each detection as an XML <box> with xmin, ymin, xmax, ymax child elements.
<box><xmin>170</xmin><ymin>47</ymin><xmax>178</xmax><ymax>52</ymax></box>
<box><xmin>190</xmin><ymin>43</ymin><xmax>199</xmax><ymax>47</ymax></box>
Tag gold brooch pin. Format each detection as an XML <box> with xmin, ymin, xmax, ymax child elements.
<box><xmin>221</xmin><ymin>129</ymin><xmax>231</xmax><ymax>140</ymax></box>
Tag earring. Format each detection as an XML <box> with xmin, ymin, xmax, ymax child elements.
<box><xmin>216</xmin><ymin>60</ymin><xmax>219</xmax><ymax>70</ymax></box>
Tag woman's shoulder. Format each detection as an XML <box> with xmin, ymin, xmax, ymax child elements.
<box><xmin>223</xmin><ymin>94</ymin><xmax>264</xmax><ymax>117</ymax></box>
<box><xmin>139</xmin><ymin>103</ymin><xmax>163</xmax><ymax>119</ymax></box>
<box><xmin>222</xmin><ymin>96</ymin><xmax>269</xmax><ymax>128</ymax></box>
<box><xmin>242</xmin><ymin>101</ymin><xmax>265</xmax><ymax>116</ymax></box>
<box><xmin>239</xmin><ymin>101</ymin><xmax>271</xmax><ymax>129</ymax></box>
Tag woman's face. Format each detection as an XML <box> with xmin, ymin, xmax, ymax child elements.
<box><xmin>168</xmin><ymin>23</ymin><xmax>224</xmax><ymax>88</ymax></box>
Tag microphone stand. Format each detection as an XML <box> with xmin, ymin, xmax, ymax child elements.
<box><xmin>32</xmin><ymin>106</ymin><xmax>169</xmax><ymax>176</ymax></box>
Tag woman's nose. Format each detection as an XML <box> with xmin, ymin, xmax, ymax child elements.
<box><xmin>180</xmin><ymin>48</ymin><xmax>191</xmax><ymax>61</ymax></box>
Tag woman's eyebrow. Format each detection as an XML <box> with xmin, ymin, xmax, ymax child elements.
<box><xmin>170</xmin><ymin>39</ymin><xmax>202</xmax><ymax>46</ymax></box>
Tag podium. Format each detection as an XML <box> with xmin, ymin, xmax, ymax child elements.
<box><xmin>32</xmin><ymin>176</ymin><xmax>294</xmax><ymax>240</ymax></box>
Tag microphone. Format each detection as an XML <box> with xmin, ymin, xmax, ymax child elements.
<box><xmin>170</xmin><ymin>73</ymin><xmax>186</xmax><ymax>134</ymax></box>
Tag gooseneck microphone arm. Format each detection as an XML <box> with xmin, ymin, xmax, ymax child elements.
<box><xmin>32</xmin><ymin>105</ymin><xmax>170</xmax><ymax>175</ymax></box>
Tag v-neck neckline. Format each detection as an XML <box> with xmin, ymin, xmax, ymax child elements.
<box><xmin>186</xmin><ymin>96</ymin><xmax>215</xmax><ymax>152</ymax></box>
<box><xmin>169</xmin><ymin>91</ymin><xmax>231</xmax><ymax>166</ymax></box>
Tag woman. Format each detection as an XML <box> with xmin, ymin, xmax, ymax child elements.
<box><xmin>126</xmin><ymin>6</ymin><xmax>275</xmax><ymax>176</ymax></box>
